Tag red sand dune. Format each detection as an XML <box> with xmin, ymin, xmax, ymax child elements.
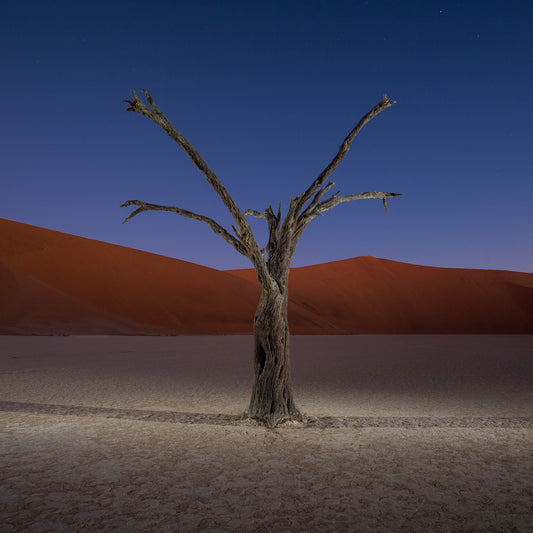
<box><xmin>230</xmin><ymin>257</ymin><xmax>533</xmax><ymax>334</ymax></box>
<box><xmin>0</xmin><ymin>218</ymin><xmax>258</xmax><ymax>334</ymax></box>
<box><xmin>1</xmin><ymin>218</ymin><xmax>532</xmax><ymax>334</ymax></box>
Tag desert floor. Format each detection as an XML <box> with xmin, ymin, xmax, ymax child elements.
<box><xmin>1</xmin><ymin>335</ymin><xmax>532</xmax><ymax>532</ymax></box>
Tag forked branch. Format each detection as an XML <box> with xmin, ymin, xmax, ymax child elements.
<box><xmin>121</xmin><ymin>200</ymin><xmax>249</xmax><ymax>257</ymax></box>
<box><xmin>123</xmin><ymin>90</ymin><xmax>274</xmax><ymax>290</ymax></box>
<box><xmin>245</xmin><ymin>201</ymin><xmax>282</xmax><ymax>258</ymax></box>
<box><xmin>291</xmin><ymin>94</ymin><xmax>396</xmax><ymax>220</ymax></box>
<box><xmin>299</xmin><ymin>182</ymin><xmax>337</xmax><ymax>220</ymax></box>
<box><xmin>123</xmin><ymin>90</ymin><xmax>248</xmax><ymax>232</ymax></box>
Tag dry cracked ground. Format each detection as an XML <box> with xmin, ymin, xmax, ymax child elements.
<box><xmin>1</xmin><ymin>335</ymin><xmax>532</xmax><ymax>532</ymax></box>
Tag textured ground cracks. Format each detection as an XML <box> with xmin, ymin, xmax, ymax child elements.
<box><xmin>1</xmin><ymin>335</ymin><xmax>532</xmax><ymax>531</ymax></box>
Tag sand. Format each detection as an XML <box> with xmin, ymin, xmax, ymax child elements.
<box><xmin>2</xmin><ymin>217</ymin><xmax>533</xmax><ymax>335</ymax></box>
<box><xmin>1</xmin><ymin>335</ymin><xmax>532</xmax><ymax>532</ymax></box>
<box><xmin>230</xmin><ymin>256</ymin><xmax>533</xmax><ymax>334</ymax></box>
<box><xmin>0</xmin><ymin>218</ymin><xmax>263</xmax><ymax>335</ymax></box>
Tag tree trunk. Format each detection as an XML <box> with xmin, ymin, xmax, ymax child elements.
<box><xmin>246</xmin><ymin>288</ymin><xmax>302</xmax><ymax>427</ymax></box>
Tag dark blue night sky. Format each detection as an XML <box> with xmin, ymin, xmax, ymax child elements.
<box><xmin>2</xmin><ymin>0</ymin><xmax>532</xmax><ymax>271</ymax></box>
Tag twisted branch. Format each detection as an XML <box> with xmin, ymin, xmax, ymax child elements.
<box><xmin>121</xmin><ymin>200</ymin><xmax>249</xmax><ymax>257</ymax></box>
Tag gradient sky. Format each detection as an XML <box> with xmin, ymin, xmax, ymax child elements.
<box><xmin>2</xmin><ymin>0</ymin><xmax>532</xmax><ymax>272</ymax></box>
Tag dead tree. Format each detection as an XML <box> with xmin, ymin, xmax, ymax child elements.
<box><xmin>121</xmin><ymin>90</ymin><xmax>401</xmax><ymax>427</ymax></box>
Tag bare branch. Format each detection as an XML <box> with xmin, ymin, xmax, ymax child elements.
<box><xmin>121</xmin><ymin>200</ymin><xmax>249</xmax><ymax>257</ymax></box>
<box><xmin>318</xmin><ymin>191</ymin><xmax>401</xmax><ymax>215</ymax></box>
<box><xmin>296</xmin><ymin>191</ymin><xmax>402</xmax><ymax>233</ymax></box>
<box><xmin>291</xmin><ymin>94</ymin><xmax>396</xmax><ymax>219</ymax></box>
<box><xmin>140</xmin><ymin>89</ymin><xmax>160</xmax><ymax>112</ymax></box>
<box><xmin>124</xmin><ymin>91</ymin><xmax>247</xmax><ymax>228</ymax></box>
<box><xmin>299</xmin><ymin>181</ymin><xmax>335</xmax><ymax>221</ymax></box>
<box><xmin>244</xmin><ymin>209</ymin><xmax>266</xmax><ymax>219</ymax></box>
<box><xmin>124</xmin><ymin>90</ymin><xmax>274</xmax><ymax>290</ymax></box>
<box><xmin>245</xmin><ymin>204</ymin><xmax>283</xmax><ymax>260</ymax></box>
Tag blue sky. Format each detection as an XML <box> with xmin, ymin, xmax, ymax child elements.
<box><xmin>2</xmin><ymin>0</ymin><xmax>532</xmax><ymax>271</ymax></box>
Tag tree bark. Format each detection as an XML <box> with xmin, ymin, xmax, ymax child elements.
<box><xmin>246</xmin><ymin>286</ymin><xmax>302</xmax><ymax>427</ymax></box>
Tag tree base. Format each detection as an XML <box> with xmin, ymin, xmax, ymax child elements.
<box><xmin>244</xmin><ymin>406</ymin><xmax>307</xmax><ymax>428</ymax></box>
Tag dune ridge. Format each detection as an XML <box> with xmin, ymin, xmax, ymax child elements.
<box><xmin>1</xmin><ymin>218</ymin><xmax>532</xmax><ymax>334</ymax></box>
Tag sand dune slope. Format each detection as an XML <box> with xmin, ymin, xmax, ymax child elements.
<box><xmin>1</xmin><ymin>218</ymin><xmax>532</xmax><ymax>334</ymax></box>
<box><xmin>0</xmin><ymin>218</ymin><xmax>265</xmax><ymax>334</ymax></box>
<box><xmin>230</xmin><ymin>256</ymin><xmax>533</xmax><ymax>333</ymax></box>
